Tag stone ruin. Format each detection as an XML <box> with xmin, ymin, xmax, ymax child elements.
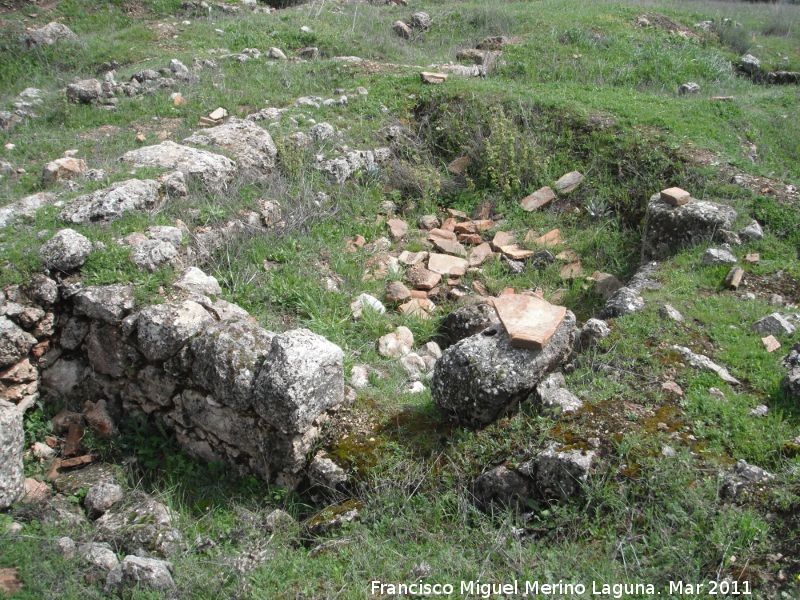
<box><xmin>0</xmin><ymin>275</ymin><xmax>345</xmax><ymax>507</ymax></box>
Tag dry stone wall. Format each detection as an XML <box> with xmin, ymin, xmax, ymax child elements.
<box><xmin>1</xmin><ymin>276</ymin><xmax>345</xmax><ymax>487</ymax></box>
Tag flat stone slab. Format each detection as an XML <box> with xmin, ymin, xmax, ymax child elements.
<box><xmin>520</xmin><ymin>186</ymin><xmax>556</xmax><ymax>211</ymax></box>
<box><xmin>660</xmin><ymin>187</ymin><xmax>690</xmax><ymax>206</ymax></box>
<box><xmin>428</xmin><ymin>253</ymin><xmax>468</xmax><ymax>276</ymax></box>
<box><xmin>493</xmin><ymin>295</ymin><xmax>567</xmax><ymax>350</ymax></box>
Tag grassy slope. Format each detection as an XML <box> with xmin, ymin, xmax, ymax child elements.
<box><xmin>1</xmin><ymin>0</ymin><xmax>799</xmax><ymax>598</ymax></box>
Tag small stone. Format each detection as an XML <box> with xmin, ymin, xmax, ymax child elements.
<box><xmin>417</xmin><ymin>215</ymin><xmax>440</xmax><ymax>230</ymax></box>
<box><xmin>398</xmin><ymin>250</ymin><xmax>428</xmax><ymax>266</ymax></box>
<box><xmin>500</xmin><ymin>245</ymin><xmax>534</xmax><ymax>261</ymax></box>
<box><xmin>420</xmin><ymin>72</ymin><xmax>448</xmax><ymax>84</ymax></box>
<box><xmin>661</xmin><ymin>445</ymin><xmax>677</xmax><ymax>458</ymax></box>
<box><xmin>490</xmin><ymin>231</ymin><xmax>515</xmax><ymax>251</ymax></box>
<box><xmin>750</xmin><ymin>404</ymin><xmax>769</xmax><ymax>417</ymax></box>
<box><xmin>350</xmin><ymin>293</ymin><xmax>386</xmax><ymax>319</ymax></box>
<box><xmin>590</xmin><ymin>272</ymin><xmax>622</xmax><ymax>300</ymax></box>
<box><xmin>659</xmin><ymin>304</ymin><xmax>684</xmax><ymax>322</ymax></box>
<box><xmin>660</xmin><ymin>187</ymin><xmax>691</xmax><ymax>206</ymax></box>
<box><xmin>678</xmin><ymin>82</ymin><xmax>700</xmax><ymax>95</ymax></box>
<box><xmin>42</xmin><ymin>157</ymin><xmax>86</xmax><ymax>186</ymax></box>
<box><xmin>447</xmin><ymin>156</ymin><xmax>470</xmax><ymax>176</ymax></box>
<box><xmin>554</xmin><ymin>171</ymin><xmax>583</xmax><ymax>194</ymax></box>
<box><xmin>208</xmin><ymin>107</ymin><xmax>227</xmax><ymax>120</ymax></box>
<box><xmin>385</xmin><ymin>281</ymin><xmax>412</xmax><ymax>304</ymax></box>
<box><xmin>393</xmin><ymin>20</ymin><xmax>413</xmax><ymax>39</ymax></box>
<box><xmin>762</xmin><ymin>335</ymin><xmax>781</xmax><ymax>352</ymax></box>
<box><xmin>701</xmin><ymin>248</ymin><xmax>737</xmax><ymax>265</ymax></box>
<box><xmin>428</xmin><ymin>254</ymin><xmax>468</xmax><ymax>276</ymax></box>
<box><xmin>377</xmin><ymin>326</ymin><xmax>414</xmax><ymax>358</ymax></box>
<box><xmin>725</xmin><ymin>266</ymin><xmax>745</xmax><ymax>290</ymax></box>
<box><xmin>534</xmin><ymin>229</ymin><xmax>562</xmax><ymax>248</ymax></box>
<box><xmin>559</xmin><ymin>261</ymin><xmax>583</xmax><ymax>280</ymax></box>
<box><xmin>40</xmin><ymin>229</ymin><xmax>92</xmax><ymax>272</ymax></box>
<box><xmin>740</xmin><ymin>220</ymin><xmax>764</xmax><ymax>242</ymax></box>
<box><xmin>350</xmin><ymin>365</ymin><xmax>370</xmax><ymax>390</ymax></box>
<box><xmin>520</xmin><ymin>186</ymin><xmax>556</xmax><ymax>211</ymax></box>
<box><xmin>428</xmin><ymin>228</ymin><xmax>457</xmax><ymax>243</ymax></box>
<box><xmin>405</xmin><ymin>265</ymin><xmax>441</xmax><ymax>290</ymax></box>
<box><xmin>745</xmin><ymin>253</ymin><xmax>760</xmax><ymax>264</ymax></box>
<box><xmin>84</xmin><ymin>482</ymin><xmax>124</xmax><ymax>516</ymax></box>
<box><xmin>662</xmin><ymin>380</ymin><xmax>684</xmax><ymax>397</ymax></box>
<box><xmin>431</xmin><ymin>238</ymin><xmax>466</xmax><ymax>256</ymax></box>
<box><xmin>468</xmin><ymin>242</ymin><xmax>493</xmax><ymax>267</ymax></box>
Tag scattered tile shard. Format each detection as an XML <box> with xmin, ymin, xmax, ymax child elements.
<box><xmin>520</xmin><ymin>186</ymin><xmax>556</xmax><ymax>211</ymax></box>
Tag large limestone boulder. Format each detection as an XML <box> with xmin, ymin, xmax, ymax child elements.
<box><xmin>253</xmin><ymin>329</ymin><xmax>344</xmax><ymax>434</ymax></box>
<box><xmin>0</xmin><ymin>316</ymin><xmax>37</xmax><ymax>367</ymax></box>
<box><xmin>0</xmin><ymin>400</ymin><xmax>24</xmax><ymax>509</ymax></box>
<box><xmin>183</xmin><ymin>118</ymin><xmax>277</xmax><ymax>179</ymax></box>
<box><xmin>120</xmin><ymin>141</ymin><xmax>236</xmax><ymax>192</ymax></box>
<box><xmin>137</xmin><ymin>300</ymin><xmax>214</xmax><ymax>362</ymax></box>
<box><xmin>59</xmin><ymin>179</ymin><xmax>161</xmax><ymax>224</ymax></box>
<box><xmin>189</xmin><ymin>319</ymin><xmax>275</xmax><ymax>411</ymax></box>
<box><xmin>39</xmin><ymin>228</ymin><xmax>92</xmax><ymax>271</ymax></box>
<box><xmin>432</xmin><ymin>312</ymin><xmax>576</xmax><ymax>426</ymax></box>
<box><xmin>641</xmin><ymin>193</ymin><xmax>737</xmax><ymax>261</ymax></box>
<box><xmin>0</xmin><ymin>192</ymin><xmax>58</xmax><ymax>228</ymax></box>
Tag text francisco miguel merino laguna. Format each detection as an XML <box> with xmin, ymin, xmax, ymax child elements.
<box><xmin>370</xmin><ymin>578</ymin><xmax>752</xmax><ymax>598</ymax></box>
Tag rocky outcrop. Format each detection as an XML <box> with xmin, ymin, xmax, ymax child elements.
<box><xmin>40</xmin><ymin>229</ymin><xmax>92</xmax><ymax>272</ymax></box>
<box><xmin>120</xmin><ymin>141</ymin><xmax>236</xmax><ymax>192</ymax></box>
<box><xmin>183</xmin><ymin>118</ymin><xmax>277</xmax><ymax>179</ymax></box>
<box><xmin>59</xmin><ymin>178</ymin><xmax>175</xmax><ymax>224</ymax></box>
<box><xmin>432</xmin><ymin>311</ymin><xmax>576</xmax><ymax>426</ymax></box>
<box><xmin>23</xmin><ymin>22</ymin><xmax>78</xmax><ymax>48</ymax></box>
<box><xmin>641</xmin><ymin>193</ymin><xmax>737</xmax><ymax>261</ymax></box>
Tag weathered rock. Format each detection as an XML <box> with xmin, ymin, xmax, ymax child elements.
<box><xmin>66</xmin><ymin>79</ymin><xmax>103</xmax><ymax>105</ymax></box>
<box><xmin>96</xmin><ymin>493</ymin><xmax>178</xmax><ymax>555</ymax></box>
<box><xmin>105</xmin><ymin>556</ymin><xmax>175</xmax><ymax>593</ymax></box>
<box><xmin>751</xmin><ymin>313</ymin><xmax>796</xmax><ymax>336</ymax></box>
<box><xmin>184</xmin><ymin>118</ymin><xmax>276</xmax><ymax>179</ymax></box>
<box><xmin>120</xmin><ymin>141</ymin><xmax>236</xmax><ymax>192</ymax></box>
<box><xmin>672</xmin><ymin>345</ymin><xmax>740</xmax><ymax>385</ymax></box>
<box><xmin>42</xmin><ymin>157</ymin><xmax>86</xmax><ymax>186</ymax></box>
<box><xmin>74</xmin><ymin>285</ymin><xmax>135</xmax><ymax>324</ymax></box>
<box><xmin>554</xmin><ymin>171</ymin><xmax>583</xmax><ymax>194</ymax></box>
<box><xmin>411</xmin><ymin>12</ymin><xmax>431</xmax><ymax>30</ymax></box>
<box><xmin>174</xmin><ymin>267</ymin><xmax>222</xmax><ymax>296</ymax></box>
<box><xmin>738</xmin><ymin>54</ymin><xmax>761</xmax><ymax>76</ymax></box>
<box><xmin>83</xmin><ymin>398</ymin><xmax>117</xmax><ymax>436</ymax></box>
<box><xmin>0</xmin><ymin>400</ymin><xmax>24</xmax><ymax>509</ymax></box>
<box><xmin>0</xmin><ymin>317</ymin><xmax>37</xmax><ymax>367</ymax></box>
<box><xmin>79</xmin><ymin>542</ymin><xmax>119</xmax><ymax>571</ymax></box>
<box><xmin>417</xmin><ymin>215</ymin><xmax>440</xmax><ymax>230</ymax></box>
<box><xmin>386</xmin><ymin>218</ymin><xmax>408</xmax><ymax>241</ymax></box>
<box><xmin>432</xmin><ymin>312</ymin><xmax>576</xmax><ymax>425</ymax></box>
<box><xmin>659</xmin><ymin>304</ymin><xmax>684</xmax><ymax>322</ymax></box>
<box><xmin>441</xmin><ymin>303</ymin><xmax>500</xmax><ymax>345</ymax></box>
<box><xmin>27</xmin><ymin>275</ymin><xmax>59</xmax><ymax>307</ymax></box>
<box><xmin>130</xmin><ymin>239</ymin><xmax>179</xmax><ymax>272</ymax></box>
<box><xmin>428</xmin><ymin>253</ymin><xmax>468</xmax><ymax>276</ymax></box>
<box><xmin>701</xmin><ymin>248</ymin><xmax>737</xmax><ymax>265</ymax></box>
<box><xmin>472</xmin><ymin>465</ymin><xmax>531</xmax><ymax>509</ymax></box>
<box><xmin>0</xmin><ymin>192</ymin><xmax>58</xmax><ymax>228</ymax></box>
<box><xmin>40</xmin><ymin>228</ymin><xmax>92</xmax><ymax>271</ymax></box>
<box><xmin>59</xmin><ymin>179</ymin><xmax>161</xmax><ymax>224</ymax></box>
<box><xmin>740</xmin><ymin>220</ymin><xmax>763</xmax><ymax>242</ymax></box>
<box><xmin>781</xmin><ymin>366</ymin><xmax>800</xmax><ymax>401</ymax></box>
<box><xmin>350</xmin><ymin>293</ymin><xmax>386</xmax><ymax>318</ymax></box>
<box><xmin>405</xmin><ymin>265</ymin><xmax>441</xmax><ymax>290</ymax></box>
<box><xmin>253</xmin><ymin>329</ymin><xmax>344</xmax><ymax>434</ymax></box>
<box><xmin>520</xmin><ymin>186</ymin><xmax>555</xmax><ymax>211</ymax></box>
<box><xmin>601</xmin><ymin>287</ymin><xmax>645</xmax><ymax>319</ymax></box>
<box><xmin>678</xmin><ymin>82</ymin><xmax>700</xmax><ymax>95</ymax></box>
<box><xmin>493</xmin><ymin>295</ymin><xmax>567</xmax><ymax>350</ymax></box>
<box><xmin>721</xmin><ymin>459</ymin><xmax>772</xmax><ymax>499</ymax></box>
<box><xmin>392</xmin><ymin>20</ymin><xmax>412</xmax><ymax>39</ymax></box>
<box><xmin>23</xmin><ymin>22</ymin><xmax>78</xmax><ymax>48</ymax></box>
<box><xmin>190</xmin><ymin>319</ymin><xmax>274</xmax><ymax>412</ymax></box>
<box><xmin>476</xmin><ymin>36</ymin><xmax>508</xmax><ymax>51</ymax></box>
<box><xmin>264</xmin><ymin>508</ymin><xmax>294</xmax><ymax>532</ymax></box>
<box><xmin>385</xmin><ymin>281</ymin><xmax>412</xmax><ymax>304</ymax></box>
<box><xmin>517</xmin><ymin>445</ymin><xmax>594</xmax><ymax>501</ymax></box>
<box><xmin>725</xmin><ymin>266</ymin><xmax>745</xmax><ymax>290</ymax></box>
<box><xmin>641</xmin><ymin>193</ymin><xmax>737</xmax><ymax>261</ymax></box>
<box><xmin>84</xmin><ymin>482</ymin><xmax>124</xmax><ymax>517</ymax></box>
<box><xmin>137</xmin><ymin>300</ymin><xmax>214</xmax><ymax>362</ymax></box>
<box><xmin>85</xmin><ymin>321</ymin><xmax>138</xmax><ymax>378</ymax></box>
<box><xmin>536</xmin><ymin>374</ymin><xmax>583</xmax><ymax>415</ymax></box>
<box><xmin>377</xmin><ymin>326</ymin><xmax>414</xmax><ymax>358</ymax></box>
<box><xmin>573</xmin><ymin>318</ymin><xmax>610</xmax><ymax>352</ymax></box>
<box><xmin>308</xmin><ymin>455</ymin><xmax>347</xmax><ymax>493</ymax></box>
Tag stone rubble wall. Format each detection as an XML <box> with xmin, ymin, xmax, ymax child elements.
<box><xmin>0</xmin><ymin>277</ymin><xmax>344</xmax><ymax>487</ymax></box>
